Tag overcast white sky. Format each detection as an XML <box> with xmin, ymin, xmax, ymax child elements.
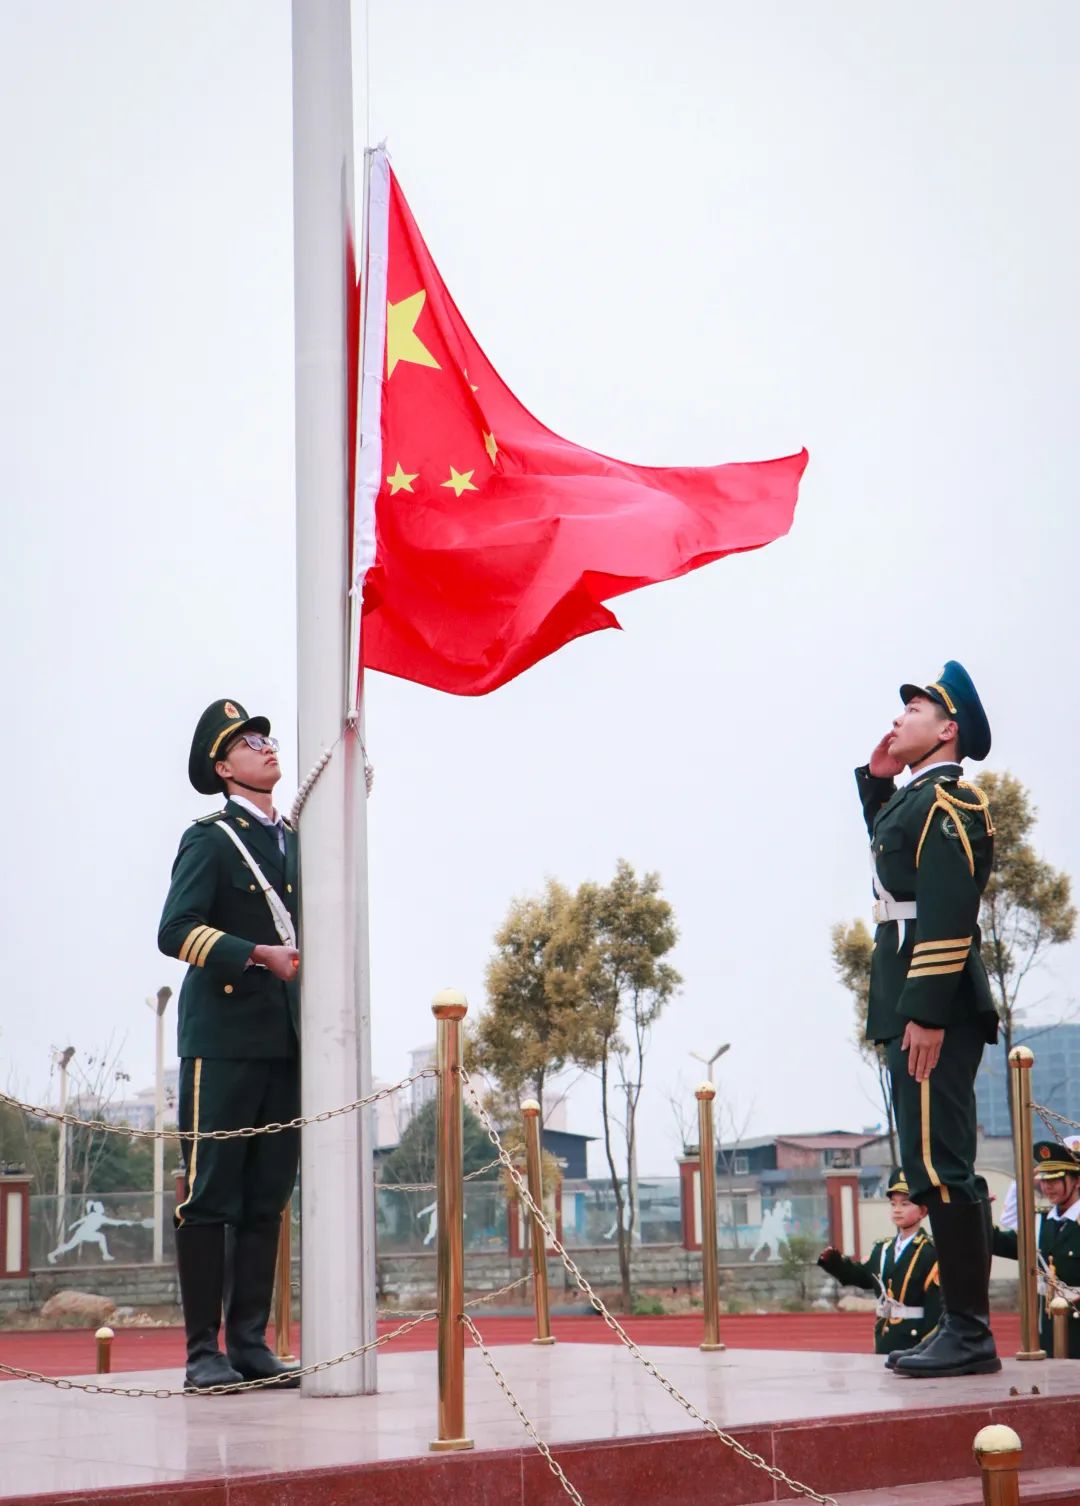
<box><xmin>2</xmin><ymin>1</ymin><xmax>1077</xmax><ymax>1176</ymax></box>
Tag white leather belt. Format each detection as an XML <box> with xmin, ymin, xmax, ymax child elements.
<box><xmin>872</xmin><ymin>899</ymin><xmax>917</xmax><ymax>925</ymax></box>
<box><xmin>877</xmin><ymin>1302</ymin><xmax>925</xmax><ymax>1321</ymax></box>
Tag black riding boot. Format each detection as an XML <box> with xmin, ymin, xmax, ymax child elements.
<box><xmin>224</xmin><ymin>1218</ymin><xmax>300</xmax><ymax>1388</ymax></box>
<box><xmin>175</xmin><ymin>1223</ymin><xmax>243</xmax><ymax>1392</ymax></box>
<box><xmin>885</xmin><ymin>1190</ymin><xmax>994</xmax><ymax>1371</ymax></box>
<box><xmin>894</xmin><ymin>1198</ymin><xmax>1001</xmax><ymax>1378</ymax></box>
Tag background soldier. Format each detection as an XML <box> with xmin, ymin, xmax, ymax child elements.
<box><xmin>159</xmin><ymin>700</ymin><xmax>300</xmax><ymax>1391</ymax></box>
<box><xmin>856</xmin><ymin>660</ymin><xmax>999</xmax><ymax>1378</ymax></box>
<box><xmin>818</xmin><ymin>1168</ymin><xmax>941</xmax><ymax>1358</ymax></box>
<box><xmin>994</xmin><ymin>1141</ymin><xmax>1080</xmax><ymax>1357</ymax></box>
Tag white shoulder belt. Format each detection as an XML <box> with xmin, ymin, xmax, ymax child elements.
<box><xmin>217</xmin><ymin>821</ymin><xmax>297</xmax><ymax>950</ymax></box>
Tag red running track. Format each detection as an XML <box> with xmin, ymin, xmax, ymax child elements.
<box><xmin>0</xmin><ymin>1311</ymin><xmax>1023</xmax><ymax>1379</ymax></box>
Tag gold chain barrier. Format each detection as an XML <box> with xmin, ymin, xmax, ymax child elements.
<box><xmin>460</xmin><ymin>1066</ymin><xmax>837</xmax><ymax>1506</ymax></box>
<box><xmin>0</xmin><ymin>1070</ymin><xmax>436</xmax><ymax>1143</ymax></box>
<box><xmin>0</xmin><ymin>1312</ymin><xmax>436</xmax><ymax>1398</ymax></box>
<box><xmin>1009</xmin><ymin>1046</ymin><xmax>1046</xmax><ymax>1360</ymax></box>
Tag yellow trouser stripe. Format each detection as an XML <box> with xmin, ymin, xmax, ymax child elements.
<box><xmin>913</xmin><ymin>937</ymin><xmax>971</xmax><ymax>954</ymax></box>
<box><xmin>179</xmin><ymin>925</ymin><xmax>212</xmax><ymax>964</ymax></box>
<box><xmin>190</xmin><ymin>929</ymin><xmax>223</xmax><ymax>967</ymax></box>
<box><xmin>175</xmin><ymin>1059</ymin><xmax>203</xmax><ymax>1227</ymax></box>
<box><xmin>920</xmin><ymin>1078</ymin><xmax>950</xmax><ymax>1205</ymax></box>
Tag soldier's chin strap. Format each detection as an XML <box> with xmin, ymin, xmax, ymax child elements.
<box><xmin>228</xmin><ymin>778</ymin><xmax>276</xmax><ymax>796</ymax></box>
<box><xmin>909</xmin><ymin>735</ymin><xmax>957</xmax><ymax>772</ymax></box>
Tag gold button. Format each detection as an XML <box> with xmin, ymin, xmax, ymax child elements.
<box><xmin>249</xmin><ymin>883</ymin><xmax>257</xmax><ymax>891</ymax></box>
<box><xmin>286</xmin><ymin>884</ymin><xmax>293</xmax><ymax>893</ymax></box>
<box><xmin>224</xmin><ymin>984</ymin><xmax>234</xmax><ymax>995</ymax></box>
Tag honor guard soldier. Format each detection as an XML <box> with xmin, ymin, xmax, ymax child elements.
<box><xmin>817</xmin><ymin>1168</ymin><xmax>941</xmax><ymax>1357</ymax></box>
<box><xmin>993</xmin><ymin>1141</ymin><xmax>1080</xmax><ymax>1357</ymax></box>
<box><xmin>159</xmin><ymin>700</ymin><xmax>301</xmax><ymax>1392</ymax></box>
<box><xmin>855</xmin><ymin>661</ymin><xmax>1000</xmax><ymax>1378</ymax></box>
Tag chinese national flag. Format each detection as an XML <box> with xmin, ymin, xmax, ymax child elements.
<box><xmin>355</xmin><ymin>152</ymin><xmax>808</xmax><ymax>696</ymax></box>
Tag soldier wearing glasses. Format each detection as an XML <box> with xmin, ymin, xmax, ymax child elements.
<box><xmin>159</xmin><ymin>700</ymin><xmax>301</xmax><ymax>1391</ymax></box>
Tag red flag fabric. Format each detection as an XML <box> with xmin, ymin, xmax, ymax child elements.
<box><xmin>356</xmin><ymin>153</ymin><xmax>807</xmax><ymax>696</ymax></box>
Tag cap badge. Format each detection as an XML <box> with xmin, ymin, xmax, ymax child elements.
<box><xmin>223</xmin><ymin>702</ymin><xmax>239</xmax><ymax>720</ymax></box>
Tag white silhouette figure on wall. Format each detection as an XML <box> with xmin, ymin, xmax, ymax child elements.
<box><xmin>749</xmin><ymin>1199</ymin><xmax>792</xmax><ymax>1262</ymax></box>
<box><xmin>602</xmin><ymin>1202</ymin><xmax>641</xmax><ymax>1244</ymax></box>
<box><xmin>47</xmin><ymin>1200</ymin><xmax>148</xmax><ymax>1264</ymax></box>
<box><xmin>417</xmin><ymin>1201</ymin><xmax>467</xmax><ymax>1247</ymax></box>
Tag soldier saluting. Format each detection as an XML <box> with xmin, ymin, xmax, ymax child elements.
<box><xmin>856</xmin><ymin>661</ymin><xmax>999</xmax><ymax>1378</ymax></box>
<box><xmin>159</xmin><ymin>700</ymin><xmax>301</xmax><ymax>1392</ymax></box>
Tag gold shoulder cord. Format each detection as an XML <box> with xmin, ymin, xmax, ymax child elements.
<box><xmin>915</xmin><ymin>781</ymin><xmax>995</xmax><ymax>875</ymax></box>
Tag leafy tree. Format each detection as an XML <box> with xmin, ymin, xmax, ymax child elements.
<box><xmin>573</xmin><ymin>860</ymin><xmax>681</xmax><ymax>1310</ymax></box>
<box><xmin>469</xmin><ymin>879</ymin><xmax>601</xmax><ymax>1110</ymax></box>
<box><xmin>977</xmin><ymin>771</ymin><xmax>1076</xmax><ymax>1107</ymax></box>
<box><xmin>378</xmin><ymin>1099</ymin><xmax>498</xmax><ymax>1186</ymax></box>
<box><xmin>830</xmin><ymin>918</ymin><xmax>898</xmax><ymax>1162</ymax></box>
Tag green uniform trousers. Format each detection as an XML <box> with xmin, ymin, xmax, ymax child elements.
<box><xmin>175</xmin><ymin>1057</ymin><xmax>299</xmax><ymax>1228</ymax></box>
<box><xmin>886</xmin><ymin>1021</ymin><xmax>985</xmax><ymax>1206</ymax></box>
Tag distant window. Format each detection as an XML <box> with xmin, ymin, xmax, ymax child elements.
<box><xmin>731</xmin><ymin>1193</ymin><xmax>749</xmax><ymax>1224</ymax></box>
<box><xmin>733</xmin><ymin>1153</ymin><xmax>749</xmax><ymax>1175</ymax></box>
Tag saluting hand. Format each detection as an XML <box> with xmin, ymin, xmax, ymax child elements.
<box><xmin>902</xmin><ymin>1022</ymin><xmax>944</xmax><ymax>1082</ymax></box>
<box><xmin>251</xmin><ymin>944</ymin><xmax>301</xmax><ymax>981</ymax></box>
<box><xmin>869</xmin><ymin>731</ymin><xmax>905</xmax><ymax>779</ymax></box>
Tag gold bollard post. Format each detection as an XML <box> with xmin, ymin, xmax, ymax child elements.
<box><xmin>430</xmin><ymin>988</ymin><xmax>474</xmax><ymax>1452</ymax></box>
<box><xmin>1009</xmin><ymin>1045</ymin><xmax>1045</xmax><ymax>1360</ymax></box>
<box><xmin>521</xmin><ymin>1099</ymin><xmax>556</xmax><ymax>1346</ymax></box>
<box><xmin>696</xmin><ymin>1083</ymin><xmax>725</xmax><ymax>1352</ymax></box>
<box><xmin>273</xmin><ymin>1204</ymin><xmax>296</xmax><ymax>1361</ymax></box>
<box><xmin>1051</xmin><ymin>1294</ymin><xmax>1070</xmax><ymax>1359</ymax></box>
<box><xmin>95</xmin><ymin>1325</ymin><xmax>114</xmax><ymax>1375</ymax></box>
<box><xmin>973</xmin><ymin>1424</ymin><xmax>1022</xmax><ymax>1506</ymax></box>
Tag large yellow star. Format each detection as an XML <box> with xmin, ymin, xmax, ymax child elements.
<box><xmin>386</xmin><ymin>462</ymin><xmax>418</xmax><ymax>495</ymax></box>
<box><xmin>483</xmin><ymin>431</ymin><xmax>498</xmax><ymax>464</ymax></box>
<box><xmin>441</xmin><ymin>466</ymin><xmax>478</xmax><ymax>498</ymax></box>
<box><xmin>386</xmin><ymin>290</ymin><xmax>441</xmax><ymax>379</ymax></box>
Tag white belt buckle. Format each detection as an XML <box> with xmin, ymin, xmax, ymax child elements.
<box><xmin>872</xmin><ymin>900</ymin><xmax>888</xmax><ymax>924</ymax></box>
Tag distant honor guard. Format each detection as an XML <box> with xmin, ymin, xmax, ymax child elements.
<box><xmin>855</xmin><ymin>661</ymin><xmax>1000</xmax><ymax>1377</ymax></box>
<box><xmin>817</xmin><ymin>1168</ymin><xmax>941</xmax><ymax>1357</ymax></box>
<box><xmin>159</xmin><ymin>700</ymin><xmax>301</xmax><ymax>1391</ymax></box>
<box><xmin>993</xmin><ymin>1141</ymin><xmax>1080</xmax><ymax>1357</ymax></box>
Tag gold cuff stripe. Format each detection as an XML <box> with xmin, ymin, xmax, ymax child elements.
<box><xmin>913</xmin><ymin>937</ymin><xmax>972</xmax><ymax>954</ymax></box>
<box><xmin>179</xmin><ymin>925</ymin><xmax>213</xmax><ymax>964</ymax></box>
<box><xmin>174</xmin><ymin>1058</ymin><xmax>202</xmax><ymax>1228</ymax></box>
<box><xmin>191</xmin><ymin>929</ymin><xmax>223</xmax><ymax>967</ymax></box>
<box><xmin>208</xmin><ymin>719</ymin><xmax>245</xmax><ymax>759</ymax></box>
<box><xmin>907</xmin><ymin>962</ymin><xmax>967</xmax><ymax>979</ymax></box>
<box><xmin>927</xmin><ymin>681</ymin><xmax>957</xmax><ymax>714</ymax></box>
<box><xmin>910</xmin><ymin>950</ymin><xmax>970</xmax><ymax>966</ymax></box>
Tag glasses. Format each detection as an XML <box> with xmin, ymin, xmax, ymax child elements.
<box><xmin>229</xmin><ymin>733</ymin><xmax>279</xmax><ymax>754</ymax></box>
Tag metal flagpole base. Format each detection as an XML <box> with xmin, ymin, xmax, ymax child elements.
<box><xmin>430</xmin><ymin>1438</ymin><xmax>475</xmax><ymax>1452</ymax></box>
<box><xmin>531</xmin><ymin>1335</ymin><xmax>557</xmax><ymax>1346</ymax></box>
<box><xmin>1016</xmin><ymin>1350</ymin><xmax>1047</xmax><ymax>1361</ymax></box>
<box><xmin>699</xmin><ymin>1342</ymin><xmax>726</xmax><ymax>1352</ymax></box>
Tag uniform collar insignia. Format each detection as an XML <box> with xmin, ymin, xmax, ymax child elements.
<box><xmin>235</xmin><ymin>816</ymin><xmax>250</xmax><ymax>828</ymax></box>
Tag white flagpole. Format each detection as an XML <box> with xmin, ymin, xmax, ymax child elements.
<box><xmin>292</xmin><ymin>0</ymin><xmax>377</xmax><ymax>1395</ymax></box>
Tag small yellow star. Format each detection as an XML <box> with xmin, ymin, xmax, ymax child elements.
<box><xmin>441</xmin><ymin>466</ymin><xmax>478</xmax><ymax>498</ymax></box>
<box><xmin>483</xmin><ymin>431</ymin><xmax>498</xmax><ymax>464</ymax></box>
<box><xmin>386</xmin><ymin>463</ymin><xmax>419</xmax><ymax>495</ymax></box>
<box><xmin>386</xmin><ymin>290</ymin><xmax>441</xmax><ymax>379</ymax></box>
<box><xmin>463</xmin><ymin>368</ymin><xmax>479</xmax><ymax>393</ymax></box>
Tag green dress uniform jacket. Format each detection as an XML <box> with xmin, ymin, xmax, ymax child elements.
<box><xmin>993</xmin><ymin>1213</ymin><xmax>1080</xmax><ymax>1358</ymax></box>
<box><xmin>821</xmin><ymin>1231</ymin><xmax>941</xmax><ymax>1354</ymax></box>
<box><xmin>158</xmin><ymin>800</ymin><xmax>300</xmax><ymax>1060</ymax></box>
<box><xmin>856</xmin><ymin>763</ymin><xmax>997</xmax><ymax>1046</ymax></box>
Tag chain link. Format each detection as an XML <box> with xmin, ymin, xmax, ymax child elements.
<box><xmin>0</xmin><ymin>1070</ymin><xmax>435</xmax><ymax>1144</ymax></box>
<box><xmin>377</xmin><ymin>1155</ymin><xmax>503</xmax><ymax>1193</ymax></box>
<box><xmin>463</xmin><ymin>1313</ymin><xmax>585</xmax><ymax>1505</ymax></box>
<box><xmin>0</xmin><ymin>1311</ymin><xmax>435</xmax><ymax>1398</ymax></box>
<box><xmin>465</xmin><ymin>1274</ymin><xmax>532</xmax><ymax>1308</ymax></box>
<box><xmin>1034</xmin><ymin>1102</ymin><xmax>1080</xmax><ymax>1139</ymax></box>
<box><xmin>460</xmin><ymin>1068</ymin><xmax>837</xmax><ymax>1506</ymax></box>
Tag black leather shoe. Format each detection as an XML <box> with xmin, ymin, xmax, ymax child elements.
<box><xmin>894</xmin><ymin>1313</ymin><xmax>1001</xmax><ymax>1377</ymax></box>
<box><xmin>884</xmin><ymin>1323</ymin><xmax>940</xmax><ymax>1369</ymax></box>
<box><xmin>175</xmin><ymin>1223</ymin><xmax>244</xmax><ymax>1393</ymax></box>
<box><xmin>225</xmin><ymin>1219</ymin><xmax>301</xmax><ymax>1389</ymax></box>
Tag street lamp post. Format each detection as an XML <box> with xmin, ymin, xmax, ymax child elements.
<box><xmin>145</xmin><ymin>989</ymin><xmax>172</xmax><ymax>1265</ymax></box>
<box><xmin>54</xmin><ymin>1046</ymin><xmax>75</xmax><ymax>1239</ymax></box>
<box><xmin>690</xmin><ymin>1043</ymin><xmax>731</xmax><ymax>1086</ymax></box>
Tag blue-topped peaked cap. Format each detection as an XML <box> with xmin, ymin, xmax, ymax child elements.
<box><xmin>899</xmin><ymin>660</ymin><xmax>991</xmax><ymax>762</ymax></box>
